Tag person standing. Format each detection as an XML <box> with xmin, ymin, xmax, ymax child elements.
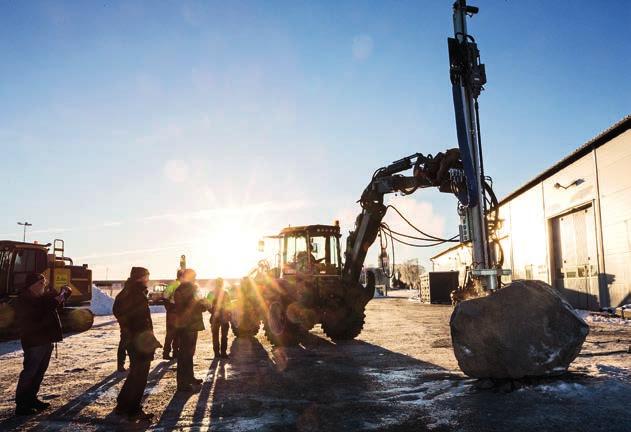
<box><xmin>210</xmin><ymin>278</ymin><xmax>231</xmax><ymax>358</ymax></box>
<box><xmin>174</xmin><ymin>275</ymin><xmax>206</xmax><ymax>392</ymax></box>
<box><xmin>113</xmin><ymin>267</ymin><xmax>161</xmax><ymax>421</ymax></box>
<box><xmin>15</xmin><ymin>273</ymin><xmax>71</xmax><ymax>416</ymax></box>
<box><xmin>162</xmin><ymin>269</ymin><xmax>184</xmax><ymax>360</ymax></box>
<box><xmin>117</xmin><ymin>325</ymin><xmax>130</xmax><ymax>372</ymax></box>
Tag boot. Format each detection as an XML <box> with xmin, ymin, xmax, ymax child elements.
<box><xmin>127</xmin><ymin>409</ymin><xmax>154</xmax><ymax>421</ymax></box>
<box><xmin>31</xmin><ymin>399</ymin><xmax>51</xmax><ymax>411</ymax></box>
<box><xmin>15</xmin><ymin>405</ymin><xmax>38</xmax><ymax>416</ymax></box>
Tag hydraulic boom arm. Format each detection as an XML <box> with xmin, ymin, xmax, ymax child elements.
<box><xmin>342</xmin><ymin>150</ymin><xmax>464</xmax><ymax>285</ymax></box>
<box><xmin>342</xmin><ymin>0</ymin><xmax>508</xmax><ymax>294</ymax></box>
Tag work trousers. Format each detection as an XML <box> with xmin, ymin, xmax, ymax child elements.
<box><xmin>176</xmin><ymin>330</ymin><xmax>198</xmax><ymax>387</ymax></box>
<box><xmin>211</xmin><ymin>321</ymin><xmax>229</xmax><ymax>355</ymax></box>
<box><xmin>163</xmin><ymin>310</ymin><xmax>179</xmax><ymax>357</ymax></box>
<box><xmin>117</xmin><ymin>332</ymin><xmax>129</xmax><ymax>368</ymax></box>
<box><xmin>15</xmin><ymin>343</ymin><xmax>54</xmax><ymax>407</ymax></box>
<box><xmin>116</xmin><ymin>349</ymin><xmax>151</xmax><ymax>415</ymax></box>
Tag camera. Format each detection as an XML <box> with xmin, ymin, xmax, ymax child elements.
<box><xmin>60</xmin><ymin>285</ymin><xmax>73</xmax><ymax>300</ymax></box>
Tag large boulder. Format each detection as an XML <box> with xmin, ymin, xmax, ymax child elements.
<box><xmin>450</xmin><ymin>279</ymin><xmax>589</xmax><ymax>379</ymax></box>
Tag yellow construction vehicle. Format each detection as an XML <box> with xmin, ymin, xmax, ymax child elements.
<box><xmin>0</xmin><ymin>239</ymin><xmax>94</xmax><ymax>339</ymax></box>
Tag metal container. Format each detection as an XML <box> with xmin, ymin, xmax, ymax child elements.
<box><xmin>419</xmin><ymin>271</ymin><xmax>459</xmax><ymax>304</ymax></box>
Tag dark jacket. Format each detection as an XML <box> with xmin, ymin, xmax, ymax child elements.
<box><xmin>113</xmin><ymin>279</ymin><xmax>159</xmax><ymax>357</ymax></box>
<box><xmin>174</xmin><ymin>282</ymin><xmax>205</xmax><ymax>332</ymax></box>
<box><xmin>16</xmin><ymin>289</ymin><xmax>63</xmax><ymax>348</ymax></box>
<box><xmin>210</xmin><ymin>289</ymin><xmax>231</xmax><ymax>325</ymax></box>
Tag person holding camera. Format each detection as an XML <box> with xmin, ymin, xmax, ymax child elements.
<box><xmin>113</xmin><ymin>267</ymin><xmax>161</xmax><ymax>421</ymax></box>
<box><xmin>15</xmin><ymin>272</ymin><xmax>71</xmax><ymax>416</ymax></box>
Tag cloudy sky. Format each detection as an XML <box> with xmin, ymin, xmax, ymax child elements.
<box><xmin>1</xmin><ymin>1</ymin><xmax>629</xmax><ymax>279</ymax></box>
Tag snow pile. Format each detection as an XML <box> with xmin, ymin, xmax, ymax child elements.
<box><xmin>90</xmin><ymin>285</ymin><xmax>114</xmax><ymax>316</ymax></box>
<box><xmin>150</xmin><ymin>304</ymin><xmax>166</xmax><ymax>314</ymax></box>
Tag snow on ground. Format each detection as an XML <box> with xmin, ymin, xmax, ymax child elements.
<box><xmin>576</xmin><ymin>309</ymin><xmax>631</xmax><ymax>325</ymax></box>
<box><xmin>0</xmin><ymin>297</ymin><xmax>629</xmax><ymax>431</ymax></box>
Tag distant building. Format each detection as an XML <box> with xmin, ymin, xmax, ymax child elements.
<box><xmin>432</xmin><ymin>116</ymin><xmax>631</xmax><ymax>310</ymax></box>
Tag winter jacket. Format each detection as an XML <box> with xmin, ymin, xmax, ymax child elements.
<box><xmin>174</xmin><ymin>282</ymin><xmax>205</xmax><ymax>332</ymax></box>
<box><xmin>210</xmin><ymin>288</ymin><xmax>231</xmax><ymax>325</ymax></box>
<box><xmin>113</xmin><ymin>279</ymin><xmax>159</xmax><ymax>357</ymax></box>
<box><xmin>16</xmin><ymin>289</ymin><xmax>63</xmax><ymax>348</ymax></box>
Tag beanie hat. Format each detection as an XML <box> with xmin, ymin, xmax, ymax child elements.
<box><xmin>24</xmin><ymin>272</ymin><xmax>44</xmax><ymax>288</ymax></box>
<box><xmin>129</xmin><ymin>267</ymin><xmax>150</xmax><ymax>280</ymax></box>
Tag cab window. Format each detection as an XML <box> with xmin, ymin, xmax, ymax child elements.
<box><xmin>11</xmin><ymin>249</ymin><xmax>48</xmax><ymax>294</ymax></box>
<box><xmin>311</xmin><ymin>235</ymin><xmax>342</xmax><ymax>275</ymax></box>
<box><xmin>284</xmin><ymin>235</ymin><xmax>308</xmax><ymax>274</ymax></box>
<box><xmin>0</xmin><ymin>250</ymin><xmax>11</xmax><ymax>296</ymax></box>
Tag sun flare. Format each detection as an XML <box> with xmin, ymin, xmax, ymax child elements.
<box><xmin>188</xmin><ymin>215</ymin><xmax>262</xmax><ymax>279</ymax></box>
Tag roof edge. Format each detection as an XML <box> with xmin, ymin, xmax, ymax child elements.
<box><xmin>498</xmin><ymin>114</ymin><xmax>631</xmax><ymax>206</ymax></box>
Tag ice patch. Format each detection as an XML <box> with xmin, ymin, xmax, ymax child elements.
<box><xmin>534</xmin><ymin>381</ymin><xmax>586</xmax><ymax>394</ymax></box>
<box><xmin>364</xmin><ymin>367</ymin><xmax>472</xmax><ymax>429</ymax></box>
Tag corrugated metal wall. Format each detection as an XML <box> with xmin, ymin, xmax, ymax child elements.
<box><xmin>432</xmin><ymin>127</ymin><xmax>631</xmax><ymax>309</ymax></box>
<box><xmin>506</xmin><ymin>185</ymin><xmax>549</xmax><ymax>282</ymax></box>
<box><xmin>595</xmin><ymin>129</ymin><xmax>631</xmax><ymax>307</ymax></box>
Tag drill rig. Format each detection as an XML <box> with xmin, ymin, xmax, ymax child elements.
<box><xmin>345</xmin><ymin>0</ymin><xmax>507</xmax><ymax>298</ymax></box>
<box><xmin>231</xmin><ymin>0</ymin><xmax>507</xmax><ymax>346</ymax></box>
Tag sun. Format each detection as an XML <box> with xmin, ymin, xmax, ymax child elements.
<box><xmin>189</xmin><ymin>216</ymin><xmax>262</xmax><ymax>279</ymax></box>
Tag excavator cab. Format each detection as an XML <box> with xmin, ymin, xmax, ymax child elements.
<box><xmin>280</xmin><ymin>225</ymin><xmax>342</xmax><ymax>277</ymax></box>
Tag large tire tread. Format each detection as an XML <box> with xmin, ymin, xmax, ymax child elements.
<box><xmin>263</xmin><ymin>319</ymin><xmax>301</xmax><ymax>347</ymax></box>
<box><xmin>322</xmin><ymin>309</ymin><xmax>366</xmax><ymax>342</ymax></box>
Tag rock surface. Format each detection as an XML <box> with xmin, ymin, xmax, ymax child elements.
<box><xmin>450</xmin><ymin>279</ymin><xmax>589</xmax><ymax>379</ymax></box>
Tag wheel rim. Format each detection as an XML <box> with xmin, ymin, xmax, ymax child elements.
<box><xmin>268</xmin><ymin>301</ymin><xmax>286</xmax><ymax>335</ymax></box>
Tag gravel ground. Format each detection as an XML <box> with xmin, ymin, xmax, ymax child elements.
<box><xmin>0</xmin><ymin>291</ymin><xmax>629</xmax><ymax>431</ymax></box>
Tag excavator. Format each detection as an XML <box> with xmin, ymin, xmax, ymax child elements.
<box><xmin>230</xmin><ymin>0</ymin><xmax>508</xmax><ymax>346</ymax></box>
<box><xmin>0</xmin><ymin>239</ymin><xmax>94</xmax><ymax>339</ymax></box>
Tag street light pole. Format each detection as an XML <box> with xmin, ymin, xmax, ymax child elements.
<box><xmin>17</xmin><ymin>221</ymin><xmax>32</xmax><ymax>242</ymax></box>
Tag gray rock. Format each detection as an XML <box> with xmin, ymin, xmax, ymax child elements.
<box><xmin>450</xmin><ymin>279</ymin><xmax>589</xmax><ymax>379</ymax></box>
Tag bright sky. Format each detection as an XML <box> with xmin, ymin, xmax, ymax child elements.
<box><xmin>2</xmin><ymin>1</ymin><xmax>629</xmax><ymax>279</ymax></box>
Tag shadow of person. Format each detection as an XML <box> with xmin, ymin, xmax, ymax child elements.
<box><xmin>0</xmin><ymin>372</ymin><xmax>125</xmax><ymax>431</ymax></box>
<box><xmin>35</xmin><ymin>361</ymin><xmax>171</xmax><ymax>431</ymax></box>
<box><xmin>60</xmin><ymin>362</ymin><xmax>169</xmax><ymax>430</ymax></box>
<box><xmin>207</xmin><ymin>336</ymin><xmax>274</xmax><ymax>429</ymax></box>
<box><xmin>152</xmin><ymin>388</ymin><xmax>195</xmax><ymax>430</ymax></box>
<box><xmin>205</xmin><ymin>332</ymin><xmax>479</xmax><ymax>431</ymax></box>
<box><xmin>191</xmin><ymin>358</ymin><xmax>220</xmax><ymax>424</ymax></box>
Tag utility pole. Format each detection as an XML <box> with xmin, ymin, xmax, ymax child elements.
<box><xmin>17</xmin><ymin>221</ymin><xmax>32</xmax><ymax>242</ymax></box>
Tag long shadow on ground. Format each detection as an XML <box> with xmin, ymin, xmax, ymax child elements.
<box><xmin>205</xmin><ymin>333</ymin><xmax>467</xmax><ymax>432</ymax></box>
<box><xmin>0</xmin><ymin>361</ymin><xmax>173</xmax><ymax>431</ymax></box>
<box><xmin>203</xmin><ymin>332</ymin><xmax>630</xmax><ymax>432</ymax></box>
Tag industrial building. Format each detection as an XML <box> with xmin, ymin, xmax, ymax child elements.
<box><xmin>432</xmin><ymin>115</ymin><xmax>631</xmax><ymax>310</ymax></box>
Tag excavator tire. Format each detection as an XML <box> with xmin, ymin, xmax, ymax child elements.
<box><xmin>263</xmin><ymin>300</ymin><xmax>302</xmax><ymax>346</ymax></box>
<box><xmin>60</xmin><ymin>308</ymin><xmax>94</xmax><ymax>334</ymax></box>
<box><xmin>321</xmin><ymin>307</ymin><xmax>366</xmax><ymax>342</ymax></box>
<box><xmin>230</xmin><ymin>298</ymin><xmax>261</xmax><ymax>338</ymax></box>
